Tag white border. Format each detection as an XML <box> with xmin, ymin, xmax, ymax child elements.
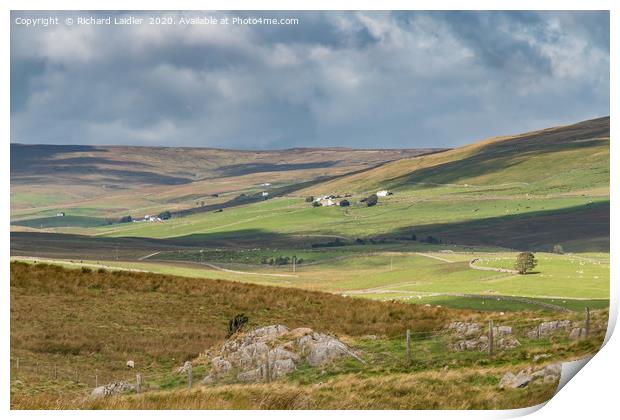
<box><xmin>2</xmin><ymin>1</ymin><xmax>616</xmax><ymax>419</ymax></box>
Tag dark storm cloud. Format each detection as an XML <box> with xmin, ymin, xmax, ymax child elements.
<box><xmin>10</xmin><ymin>11</ymin><xmax>609</xmax><ymax>149</ymax></box>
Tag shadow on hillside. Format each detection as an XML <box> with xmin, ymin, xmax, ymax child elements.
<box><xmin>10</xmin><ymin>144</ymin><xmax>192</xmax><ymax>185</ymax></box>
<box><xmin>388</xmin><ymin>201</ymin><xmax>609</xmax><ymax>252</ymax></box>
<box><xmin>385</xmin><ymin>117</ymin><xmax>609</xmax><ymax>189</ymax></box>
<box><xmin>10</xmin><ymin>229</ymin><xmax>314</xmax><ymax>261</ymax></box>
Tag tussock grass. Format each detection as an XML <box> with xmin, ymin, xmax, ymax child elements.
<box><xmin>11</xmin><ymin>366</ymin><xmax>556</xmax><ymax>409</ymax></box>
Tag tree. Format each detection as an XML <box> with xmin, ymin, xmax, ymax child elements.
<box><xmin>119</xmin><ymin>215</ymin><xmax>133</xmax><ymax>223</ymax></box>
<box><xmin>552</xmin><ymin>244</ymin><xmax>564</xmax><ymax>254</ymax></box>
<box><xmin>312</xmin><ymin>201</ymin><xmax>321</xmax><ymax>207</ymax></box>
<box><xmin>515</xmin><ymin>252</ymin><xmax>537</xmax><ymax>274</ymax></box>
<box><xmin>366</xmin><ymin>194</ymin><xmax>378</xmax><ymax>207</ymax></box>
<box><xmin>158</xmin><ymin>210</ymin><xmax>172</xmax><ymax>220</ymax></box>
<box><xmin>305</xmin><ymin>196</ymin><xmax>314</xmax><ymax>203</ymax></box>
<box><xmin>339</xmin><ymin>199</ymin><xmax>350</xmax><ymax>207</ymax></box>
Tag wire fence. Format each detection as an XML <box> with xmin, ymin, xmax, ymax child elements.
<box><xmin>10</xmin><ymin>308</ymin><xmax>607</xmax><ymax>401</ymax></box>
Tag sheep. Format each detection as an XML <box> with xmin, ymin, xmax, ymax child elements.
<box><xmin>126</xmin><ymin>360</ymin><xmax>135</xmax><ymax>369</ymax></box>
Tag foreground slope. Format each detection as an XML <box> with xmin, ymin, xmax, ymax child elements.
<box><xmin>11</xmin><ymin>262</ymin><xmax>607</xmax><ymax>409</ymax></box>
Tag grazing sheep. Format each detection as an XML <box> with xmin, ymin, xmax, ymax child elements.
<box><xmin>126</xmin><ymin>360</ymin><xmax>135</xmax><ymax>369</ymax></box>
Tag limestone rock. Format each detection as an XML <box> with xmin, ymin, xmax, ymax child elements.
<box><xmin>527</xmin><ymin>320</ymin><xmax>572</xmax><ymax>338</ymax></box>
<box><xmin>203</xmin><ymin>325</ymin><xmax>361</xmax><ymax>384</ymax></box>
<box><xmin>499</xmin><ymin>363</ymin><xmax>561</xmax><ymax>389</ymax></box>
<box><xmin>499</xmin><ymin>371</ymin><xmax>532</xmax><ymax>389</ymax></box>
<box><xmin>90</xmin><ymin>381</ymin><xmax>135</xmax><ymax>398</ymax></box>
<box><xmin>569</xmin><ymin>327</ymin><xmax>587</xmax><ymax>340</ymax></box>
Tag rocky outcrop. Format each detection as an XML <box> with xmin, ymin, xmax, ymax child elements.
<box><xmin>569</xmin><ymin>327</ymin><xmax>587</xmax><ymax>340</ymax></box>
<box><xmin>90</xmin><ymin>381</ymin><xmax>135</xmax><ymax>398</ymax></box>
<box><xmin>447</xmin><ymin>322</ymin><xmax>520</xmax><ymax>352</ymax></box>
<box><xmin>203</xmin><ymin>325</ymin><xmax>363</xmax><ymax>384</ymax></box>
<box><xmin>526</xmin><ymin>320</ymin><xmax>572</xmax><ymax>339</ymax></box>
<box><xmin>498</xmin><ymin>363</ymin><xmax>562</xmax><ymax>389</ymax></box>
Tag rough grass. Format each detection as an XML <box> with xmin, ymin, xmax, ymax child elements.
<box><xmin>11</xmin><ymin>366</ymin><xmax>557</xmax><ymax>409</ymax></box>
<box><xmin>10</xmin><ymin>261</ymin><xmax>462</xmax><ymax>382</ymax></box>
<box><xmin>11</xmin><ymin>261</ymin><xmax>607</xmax><ymax>409</ymax></box>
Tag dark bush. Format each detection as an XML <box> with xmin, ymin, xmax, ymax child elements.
<box><xmin>227</xmin><ymin>314</ymin><xmax>249</xmax><ymax>337</ymax></box>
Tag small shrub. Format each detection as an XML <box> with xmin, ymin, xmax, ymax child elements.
<box><xmin>227</xmin><ymin>314</ymin><xmax>249</xmax><ymax>337</ymax></box>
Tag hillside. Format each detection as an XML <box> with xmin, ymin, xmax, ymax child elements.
<box><xmin>303</xmin><ymin>117</ymin><xmax>609</xmax><ymax>196</ymax></box>
<box><xmin>10</xmin><ymin>262</ymin><xmax>607</xmax><ymax>409</ymax></box>
<box><xmin>11</xmin><ymin>145</ymin><xmax>440</xmax><ymax>221</ymax></box>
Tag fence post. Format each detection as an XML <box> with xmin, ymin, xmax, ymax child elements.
<box><xmin>488</xmin><ymin>320</ymin><xmax>494</xmax><ymax>355</ymax></box>
<box><xmin>54</xmin><ymin>365</ymin><xmax>58</xmax><ymax>380</ymax></box>
<box><xmin>136</xmin><ymin>373</ymin><xmax>141</xmax><ymax>394</ymax></box>
<box><xmin>406</xmin><ymin>329</ymin><xmax>411</xmax><ymax>364</ymax></box>
<box><xmin>95</xmin><ymin>370</ymin><xmax>98</xmax><ymax>388</ymax></box>
<box><xmin>74</xmin><ymin>369</ymin><xmax>78</xmax><ymax>383</ymax></box>
<box><xmin>187</xmin><ymin>363</ymin><xmax>193</xmax><ymax>389</ymax></box>
<box><xmin>585</xmin><ymin>306</ymin><xmax>591</xmax><ymax>338</ymax></box>
<box><xmin>265</xmin><ymin>351</ymin><xmax>271</xmax><ymax>383</ymax></box>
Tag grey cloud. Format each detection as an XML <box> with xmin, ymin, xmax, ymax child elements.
<box><xmin>10</xmin><ymin>10</ymin><xmax>609</xmax><ymax>149</ymax></box>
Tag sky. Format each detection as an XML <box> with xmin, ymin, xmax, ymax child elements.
<box><xmin>10</xmin><ymin>11</ymin><xmax>609</xmax><ymax>149</ymax></box>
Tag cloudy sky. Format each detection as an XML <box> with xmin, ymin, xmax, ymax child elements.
<box><xmin>11</xmin><ymin>11</ymin><xmax>609</xmax><ymax>149</ymax></box>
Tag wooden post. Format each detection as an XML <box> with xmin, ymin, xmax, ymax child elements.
<box><xmin>136</xmin><ymin>373</ymin><xmax>141</xmax><ymax>393</ymax></box>
<box><xmin>95</xmin><ymin>370</ymin><xmax>98</xmax><ymax>388</ymax></box>
<box><xmin>406</xmin><ymin>329</ymin><xmax>411</xmax><ymax>364</ymax></box>
<box><xmin>187</xmin><ymin>363</ymin><xmax>193</xmax><ymax>389</ymax></box>
<box><xmin>585</xmin><ymin>306</ymin><xmax>591</xmax><ymax>338</ymax></box>
<box><xmin>265</xmin><ymin>351</ymin><xmax>271</xmax><ymax>383</ymax></box>
<box><xmin>54</xmin><ymin>365</ymin><xmax>58</xmax><ymax>380</ymax></box>
<box><xmin>488</xmin><ymin>320</ymin><xmax>494</xmax><ymax>355</ymax></box>
<box><xmin>74</xmin><ymin>369</ymin><xmax>78</xmax><ymax>383</ymax></box>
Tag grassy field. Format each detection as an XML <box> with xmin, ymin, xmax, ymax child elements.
<box><xmin>12</xmin><ymin>245</ymin><xmax>609</xmax><ymax>312</ymax></box>
<box><xmin>10</xmin><ymin>262</ymin><xmax>607</xmax><ymax>409</ymax></box>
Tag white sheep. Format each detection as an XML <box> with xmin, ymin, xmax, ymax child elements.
<box><xmin>126</xmin><ymin>360</ymin><xmax>135</xmax><ymax>369</ymax></box>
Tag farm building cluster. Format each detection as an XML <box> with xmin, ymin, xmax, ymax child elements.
<box><xmin>313</xmin><ymin>190</ymin><xmax>392</xmax><ymax>207</ymax></box>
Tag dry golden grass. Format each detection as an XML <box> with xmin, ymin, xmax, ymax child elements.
<box><xmin>12</xmin><ymin>261</ymin><xmax>600</xmax><ymax>410</ymax></box>
<box><xmin>11</xmin><ymin>365</ymin><xmax>556</xmax><ymax>410</ymax></box>
<box><xmin>11</xmin><ymin>261</ymin><xmax>471</xmax><ymax>384</ymax></box>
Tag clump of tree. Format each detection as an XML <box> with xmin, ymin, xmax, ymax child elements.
<box><xmin>260</xmin><ymin>256</ymin><xmax>303</xmax><ymax>266</ymax></box>
<box><xmin>305</xmin><ymin>196</ymin><xmax>314</xmax><ymax>203</ymax></box>
<box><xmin>119</xmin><ymin>215</ymin><xmax>133</xmax><ymax>223</ymax></box>
<box><xmin>362</xmin><ymin>194</ymin><xmax>378</xmax><ymax>207</ymax></box>
<box><xmin>227</xmin><ymin>314</ymin><xmax>249</xmax><ymax>337</ymax></box>
<box><xmin>339</xmin><ymin>199</ymin><xmax>350</xmax><ymax>207</ymax></box>
<box><xmin>515</xmin><ymin>252</ymin><xmax>537</xmax><ymax>274</ymax></box>
<box><xmin>411</xmin><ymin>233</ymin><xmax>417</xmax><ymax>241</ymax></box>
<box><xmin>552</xmin><ymin>244</ymin><xmax>564</xmax><ymax>254</ymax></box>
<box><xmin>158</xmin><ymin>210</ymin><xmax>172</xmax><ymax>220</ymax></box>
<box><xmin>421</xmin><ymin>235</ymin><xmax>441</xmax><ymax>244</ymax></box>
